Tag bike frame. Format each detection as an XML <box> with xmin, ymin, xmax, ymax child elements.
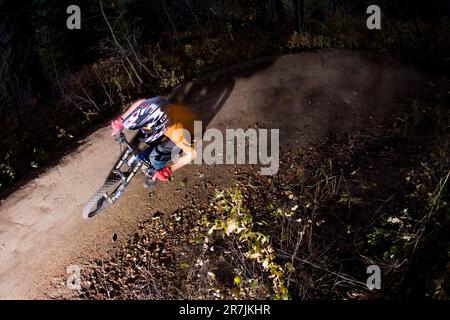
<box><xmin>107</xmin><ymin>132</ymin><xmax>154</xmax><ymax>203</ymax></box>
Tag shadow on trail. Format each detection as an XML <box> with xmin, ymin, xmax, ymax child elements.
<box><xmin>168</xmin><ymin>57</ymin><xmax>277</xmax><ymax>134</ymax></box>
<box><xmin>123</xmin><ymin>51</ymin><xmax>429</xmax><ymax>162</ymax></box>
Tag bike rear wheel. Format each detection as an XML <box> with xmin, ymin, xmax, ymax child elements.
<box><xmin>82</xmin><ymin>174</ymin><xmax>123</xmax><ymax>219</ymax></box>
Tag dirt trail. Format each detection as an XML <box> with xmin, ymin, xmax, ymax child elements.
<box><xmin>0</xmin><ymin>50</ymin><xmax>427</xmax><ymax>299</ymax></box>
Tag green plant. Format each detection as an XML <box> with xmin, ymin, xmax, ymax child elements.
<box><xmin>156</xmin><ymin>64</ymin><xmax>185</xmax><ymax>89</ymax></box>
<box><xmin>207</xmin><ymin>186</ymin><xmax>289</xmax><ymax>300</ymax></box>
<box><xmin>0</xmin><ymin>163</ymin><xmax>15</xmax><ymax>181</ymax></box>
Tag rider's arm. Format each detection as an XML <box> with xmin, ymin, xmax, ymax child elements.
<box><xmin>111</xmin><ymin>99</ymin><xmax>146</xmax><ymax>136</ymax></box>
<box><xmin>164</xmin><ymin>124</ymin><xmax>197</xmax><ymax>172</ymax></box>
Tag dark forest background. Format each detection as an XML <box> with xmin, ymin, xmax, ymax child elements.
<box><xmin>1</xmin><ymin>0</ymin><xmax>450</xmax><ymax>189</ymax></box>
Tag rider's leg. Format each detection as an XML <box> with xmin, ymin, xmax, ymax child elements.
<box><xmin>136</xmin><ymin>146</ymin><xmax>153</xmax><ymax>162</ymax></box>
<box><xmin>143</xmin><ymin>137</ymin><xmax>179</xmax><ymax>188</ymax></box>
<box><xmin>136</xmin><ymin>137</ymin><xmax>160</xmax><ymax>161</ymax></box>
<box><xmin>127</xmin><ymin>140</ymin><xmax>156</xmax><ymax>168</ymax></box>
<box><xmin>148</xmin><ymin>137</ymin><xmax>178</xmax><ymax>170</ymax></box>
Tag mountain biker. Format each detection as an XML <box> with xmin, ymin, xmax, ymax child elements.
<box><xmin>110</xmin><ymin>97</ymin><xmax>197</xmax><ymax>188</ymax></box>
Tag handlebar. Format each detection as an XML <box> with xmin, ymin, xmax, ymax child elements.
<box><xmin>115</xmin><ymin>131</ymin><xmax>127</xmax><ymax>144</ymax></box>
<box><xmin>113</xmin><ymin>132</ymin><xmax>153</xmax><ymax>169</ymax></box>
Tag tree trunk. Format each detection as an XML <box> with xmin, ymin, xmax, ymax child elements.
<box><xmin>4</xmin><ymin>1</ymin><xmax>51</xmax><ymax>105</ymax></box>
<box><xmin>293</xmin><ymin>0</ymin><xmax>305</xmax><ymax>32</ymax></box>
<box><xmin>275</xmin><ymin>0</ymin><xmax>285</xmax><ymax>25</ymax></box>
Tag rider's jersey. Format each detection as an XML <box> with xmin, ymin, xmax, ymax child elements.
<box><xmin>163</xmin><ymin>102</ymin><xmax>196</xmax><ymax>155</ymax></box>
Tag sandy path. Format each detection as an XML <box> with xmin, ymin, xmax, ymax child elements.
<box><xmin>0</xmin><ymin>50</ymin><xmax>427</xmax><ymax>299</ymax></box>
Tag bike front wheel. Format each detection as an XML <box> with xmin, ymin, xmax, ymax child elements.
<box><xmin>82</xmin><ymin>173</ymin><xmax>123</xmax><ymax>219</ymax></box>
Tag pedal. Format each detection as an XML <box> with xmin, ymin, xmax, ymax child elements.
<box><xmin>142</xmin><ymin>166</ymin><xmax>156</xmax><ymax>178</ymax></box>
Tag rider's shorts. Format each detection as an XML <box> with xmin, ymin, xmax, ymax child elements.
<box><xmin>139</xmin><ymin>136</ymin><xmax>178</xmax><ymax>170</ymax></box>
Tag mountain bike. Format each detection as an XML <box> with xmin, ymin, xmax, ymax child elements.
<box><xmin>82</xmin><ymin>132</ymin><xmax>156</xmax><ymax>219</ymax></box>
